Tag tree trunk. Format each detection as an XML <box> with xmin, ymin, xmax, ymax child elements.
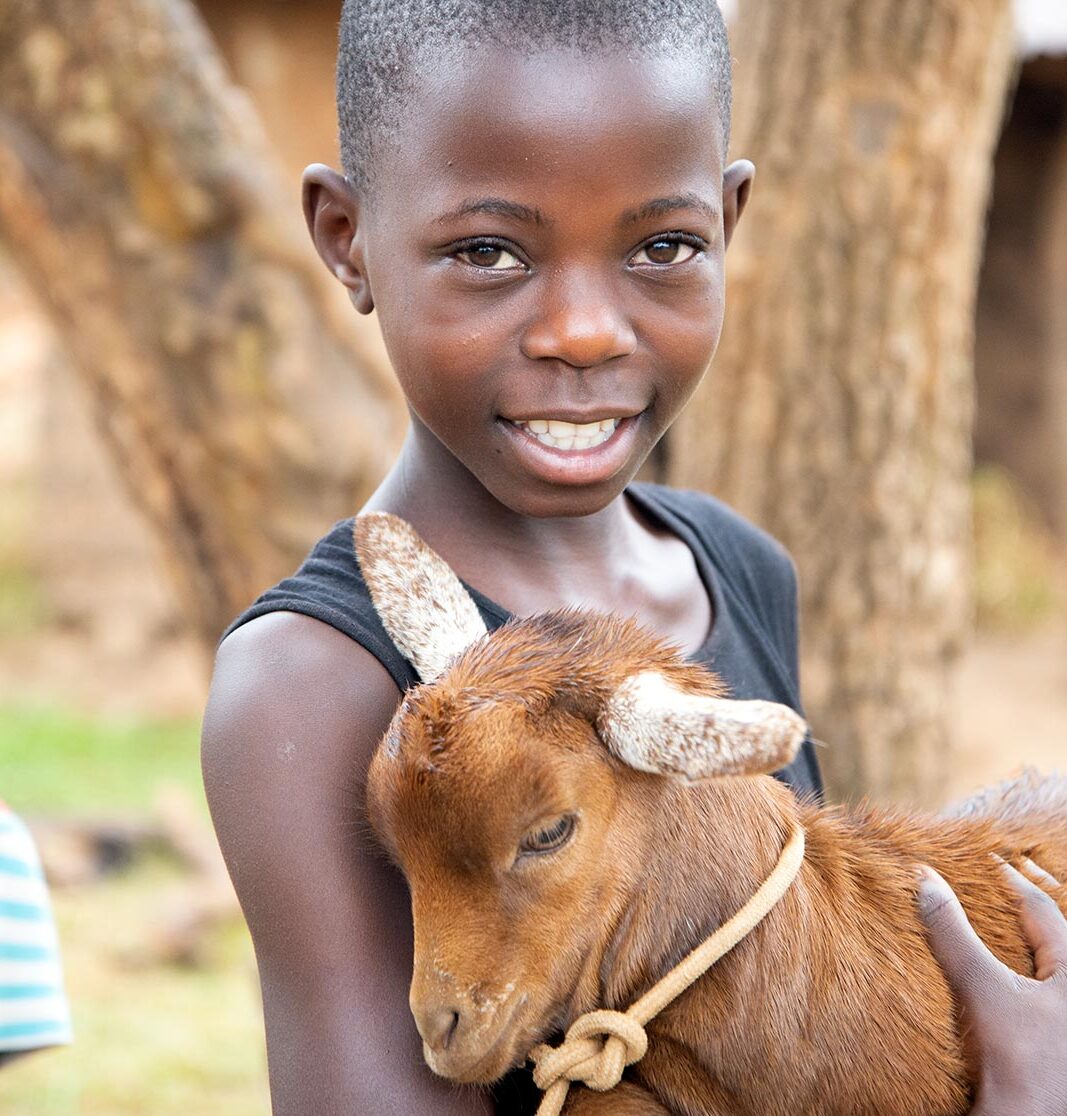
<box><xmin>974</xmin><ymin>69</ymin><xmax>1067</xmax><ymax>545</ymax></box>
<box><xmin>0</xmin><ymin>0</ymin><xmax>402</xmax><ymax>654</ymax></box>
<box><xmin>1047</xmin><ymin>117</ymin><xmax>1067</xmax><ymax>541</ymax></box>
<box><xmin>671</xmin><ymin>0</ymin><xmax>1017</xmax><ymax>804</ymax></box>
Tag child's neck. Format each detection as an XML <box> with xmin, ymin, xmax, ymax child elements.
<box><xmin>367</xmin><ymin>421</ymin><xmax>643</xmax><ymax>607</ymax></box>
<box><xmin>367</xmin><ymin>420</ymin><xmax>714</xmax><ymax>652</ymax></box>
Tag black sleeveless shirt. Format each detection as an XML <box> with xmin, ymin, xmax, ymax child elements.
<box><xmin>222</xmin><ymin>483</ymin><xmax>823</xmax><ymax>799</ymax></box>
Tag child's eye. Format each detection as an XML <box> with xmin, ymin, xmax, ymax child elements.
<box><xmin>631</xmin><ymin>237</ymin><xmax>702</xmax><ymax>266</ymax></box>
<box><xmin>455</xmin><ymin>243</ymin><xmax>524</xmax><ymax>270</ymax></box>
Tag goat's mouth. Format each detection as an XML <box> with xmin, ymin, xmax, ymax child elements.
<box><xmin>421</xmin><ymin>993</ymin><xmax>531</xmax><ymax>1085</ymax></box>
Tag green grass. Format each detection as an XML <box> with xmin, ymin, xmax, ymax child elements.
<box><xmin>0</xmin><ymin>705</ymin><xmax>271</xmax><ymax>1114</ymax></box>
<box><xmin>0</xmin><ymin>860</ymin><xmax>270</xmax><ymax>1116</ymax></box>
<box><xmin>0</xmin><ymin>705</ymin><xmax>203</xmax><ymax>814</ymax></box>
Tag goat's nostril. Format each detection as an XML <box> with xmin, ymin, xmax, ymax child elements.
<box><xmin>424</xmin><ymin>1007</ymin><xmax>461</xmax><ymax>1051</ymax></box>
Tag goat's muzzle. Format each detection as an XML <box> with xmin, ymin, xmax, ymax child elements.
<box><xmin>411</xmin><ymin>976</ymin><xmax>527</xmax><ymax>1083</ymax></box>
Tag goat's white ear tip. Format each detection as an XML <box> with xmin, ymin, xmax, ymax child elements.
<box><xmin>601</xmin><ymin>672</ymin><xmax>807</xmax><ymax>780</ymax></box>
<box><xmin>713</xmin><ymin>699</ymin><xmax>808</xmax><ymax>771</ymax></box>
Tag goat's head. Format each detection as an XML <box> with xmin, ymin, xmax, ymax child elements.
<box><xmin>357</xmin><ymin>513</ymin><xmax>807</xmax><ymax>1084</ymax></box>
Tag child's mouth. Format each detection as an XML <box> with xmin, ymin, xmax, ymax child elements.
<box><xmin>509</xmin><ymin>417</ymin><xmax>619</xmax><ymax>452</ymax></box>
<box><xmin>498</xmin><ymin>412</ymin><xmax>642</xmax><ymax>488</ymax></box>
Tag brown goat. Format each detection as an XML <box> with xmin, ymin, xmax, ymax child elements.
<box><xmin>357</xmin><ymin>513</ymin><xmax>1067</xmax><ymax>1116</ymax></box>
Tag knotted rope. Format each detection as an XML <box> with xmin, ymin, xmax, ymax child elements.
<box><xmin>529</xmin><ymin>825</ymin><xmax>805</xmax><ymax>1116</ymax></box>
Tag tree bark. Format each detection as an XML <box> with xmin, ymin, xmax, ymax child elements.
<box><xmin>974</xmin><ymin>71</ymin><xmax>1067</xmax><ymax>545</ymax></box>
<box><xmin>1046</xmin><ymin>119</ymin><xmax>1067</xmax><ymax>540</ymax></box>
<box><xmin>0</xmin><ymin>0</ymin><xmax>402</xmax><ymax>653</ymax></box>
<box><xmin>671</xmin><ymin>0</ymin><xmax>1017</xmax><ymax>804</ymax></box>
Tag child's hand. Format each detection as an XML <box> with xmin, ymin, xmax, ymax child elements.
<box><xmin>918</xmin><ymin>862</ymin><xmax>1067</xmax><ymax>1115</ymax></box>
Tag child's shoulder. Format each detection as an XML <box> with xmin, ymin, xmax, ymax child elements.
<box><xmin>220</xmin><ymin>515</ymin><xmax>418</xmax><ymax>691</ymax></box>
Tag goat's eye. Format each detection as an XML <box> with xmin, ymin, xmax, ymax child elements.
<box><xmin>519</xmin><ymin>815</ymin><xmax>577</xmax><ymax>856</ymax></box>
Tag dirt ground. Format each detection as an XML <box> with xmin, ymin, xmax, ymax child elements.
<box><xmin>948</xmin><ymin>619</ymin><xmax>1067</xmax><ymax>801</ymax></box>
<box><xmin>0</xmin><ymin>628</ymin><xmax>207</xmax><ymax>720</ymax></box>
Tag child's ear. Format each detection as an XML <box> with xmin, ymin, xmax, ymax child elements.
<box><xmin>722</xmin><ymin>159</ymin><xmax>755</xmax><ymax>250</ymax></box>
<box><xmin>301</xmin><ymin>164</ymin><xmax>374</xmax><ymax>314</ymax></box>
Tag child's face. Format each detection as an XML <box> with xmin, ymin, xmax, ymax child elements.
<box><xmin>307</xmin><ymin>47</ymin><xmax>752</xmax><ymax>518</ymax></box>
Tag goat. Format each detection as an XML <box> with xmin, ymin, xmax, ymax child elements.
<box><xmin>356</xmin><ymin>512</ymin><xmax>1067</xmax><ymax>1116</ymax></box>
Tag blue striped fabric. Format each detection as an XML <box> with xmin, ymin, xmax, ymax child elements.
<box><xmin>0</xmin><ymin>802</ymin><xmax>72</xmax><ymax>1052</ymax></box>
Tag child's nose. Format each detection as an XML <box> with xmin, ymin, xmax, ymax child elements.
<box><xmin>520</xmin><ymin>274</ymin><xmax>638</xmax><ymax>369</ymax></box>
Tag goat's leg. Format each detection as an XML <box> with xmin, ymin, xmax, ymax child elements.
<box><xmin>562</xmin><ymin>1081</ymin><xmax>672</xmax><ymax>1114</ymax></box>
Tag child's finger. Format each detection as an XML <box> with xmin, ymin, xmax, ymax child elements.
<box><xmin>917</xmin><ymin>866</ymin><xmax>1010</xmax><ymax>996</ymax></box>
<box><xmin>1001</xmin><ymin>860</ymin><xmax>1067</xmax><ymax>982</ymax></box>
<box><xmin>1022</xmin><ymin>857</ymin><xmax>1063</xmax><ymax>890</ymax></box>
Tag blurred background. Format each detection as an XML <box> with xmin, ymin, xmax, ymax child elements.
<box><xmin>0</xmin><ymin>0</ymin><xmax>1064</xmax><ymax>1112</ymax></box>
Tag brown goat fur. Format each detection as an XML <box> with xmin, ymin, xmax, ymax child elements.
<box><xmin>365</xmin><ymin>610</ymin><xmax>1067</xmax><ymax>1116</ymax></box>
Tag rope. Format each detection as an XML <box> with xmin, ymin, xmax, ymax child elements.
<box><xmin>529</xmin><ymin>826</ymin><xmax>806</xmax><ymax>1116</ymax></box>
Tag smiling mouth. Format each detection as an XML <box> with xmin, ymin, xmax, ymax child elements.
<box><xmin>508</xmin><ymin>417</ymin><xmax>621</xmax><ymax>452</ymax></box>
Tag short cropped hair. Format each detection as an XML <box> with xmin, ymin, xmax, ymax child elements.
<box><xmin>337</xmin><ymin>0</ymin><xmax>732</xmax><ymax>193</ymax></box>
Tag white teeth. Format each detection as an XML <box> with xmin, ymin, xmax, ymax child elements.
<box><xmin>512</xmin><ymin>417</ymin><xmax>622</xmax><ymax>452</ymax></box>
<box><xmin>546</xmin><ymin>418</ymin><xmax>608</xmax><ymax>438</ymax></box>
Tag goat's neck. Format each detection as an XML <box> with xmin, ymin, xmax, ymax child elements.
<box><xmin>567</xmin><ymin>774</ymin><xmax>804</xmax><ymax>1020</ymax></box>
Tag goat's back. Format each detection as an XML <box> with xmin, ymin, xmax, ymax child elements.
<box><xmin>943</xmin><ymin>767</ymin><xmax>1067</xmax><ymax>827</ymax></box>
<box><xmin>942</xmin><ymin>769</ymin><xmax>1067</xmax><ymax>889</ymax></box>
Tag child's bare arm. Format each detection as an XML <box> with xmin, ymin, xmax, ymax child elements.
<box><xmin>202</xmin><ymin>612</ymin><xmax>494</xmax><ymax>1116</ymax></box>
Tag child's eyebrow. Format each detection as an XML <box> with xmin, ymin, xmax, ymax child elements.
<box><xmin>620</xmin><ymin>193</ymin><xmax>720</xmax><ymax>226</ymax></box>
<box><xmin>432</xmin><ymin>192</ymin><xmax>718</xmax><ymax>230</ymax></box>
<box><xmin>435</xmin><ymin>197</ymin><xmax>547</xmax><ymax>226</ymax></box>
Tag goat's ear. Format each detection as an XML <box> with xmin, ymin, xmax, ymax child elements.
<box><xmin>354</xmin><ymin>512</ymin><xmax>488</xmax><ymax>682</ymax></box>
<box><xmin>598</xmin><ymin>671</ymin><xmax>806</xmax><ymax>780</ymax></box>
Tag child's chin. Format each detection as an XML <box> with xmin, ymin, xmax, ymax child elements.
<box><xmin>502</xmin><ymin>482</ymin><xmax>635</xmax><ymax>521</ymax></box>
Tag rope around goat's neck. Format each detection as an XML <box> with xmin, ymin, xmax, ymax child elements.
<box><xmin>529</xmin><ymin>825</ymin><xmax>806</xmax><ymax>1116</ymax></box>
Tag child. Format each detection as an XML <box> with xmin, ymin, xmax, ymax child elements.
<box><xmin>202</xmin><ymin>2</ymin><xmax>1067</xmax><ymax>1113</ymax></box>
<box><xmin>0</xmin><ymin>801</ymin><xmax>73</xmax><ymax>1067</ymax></box>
